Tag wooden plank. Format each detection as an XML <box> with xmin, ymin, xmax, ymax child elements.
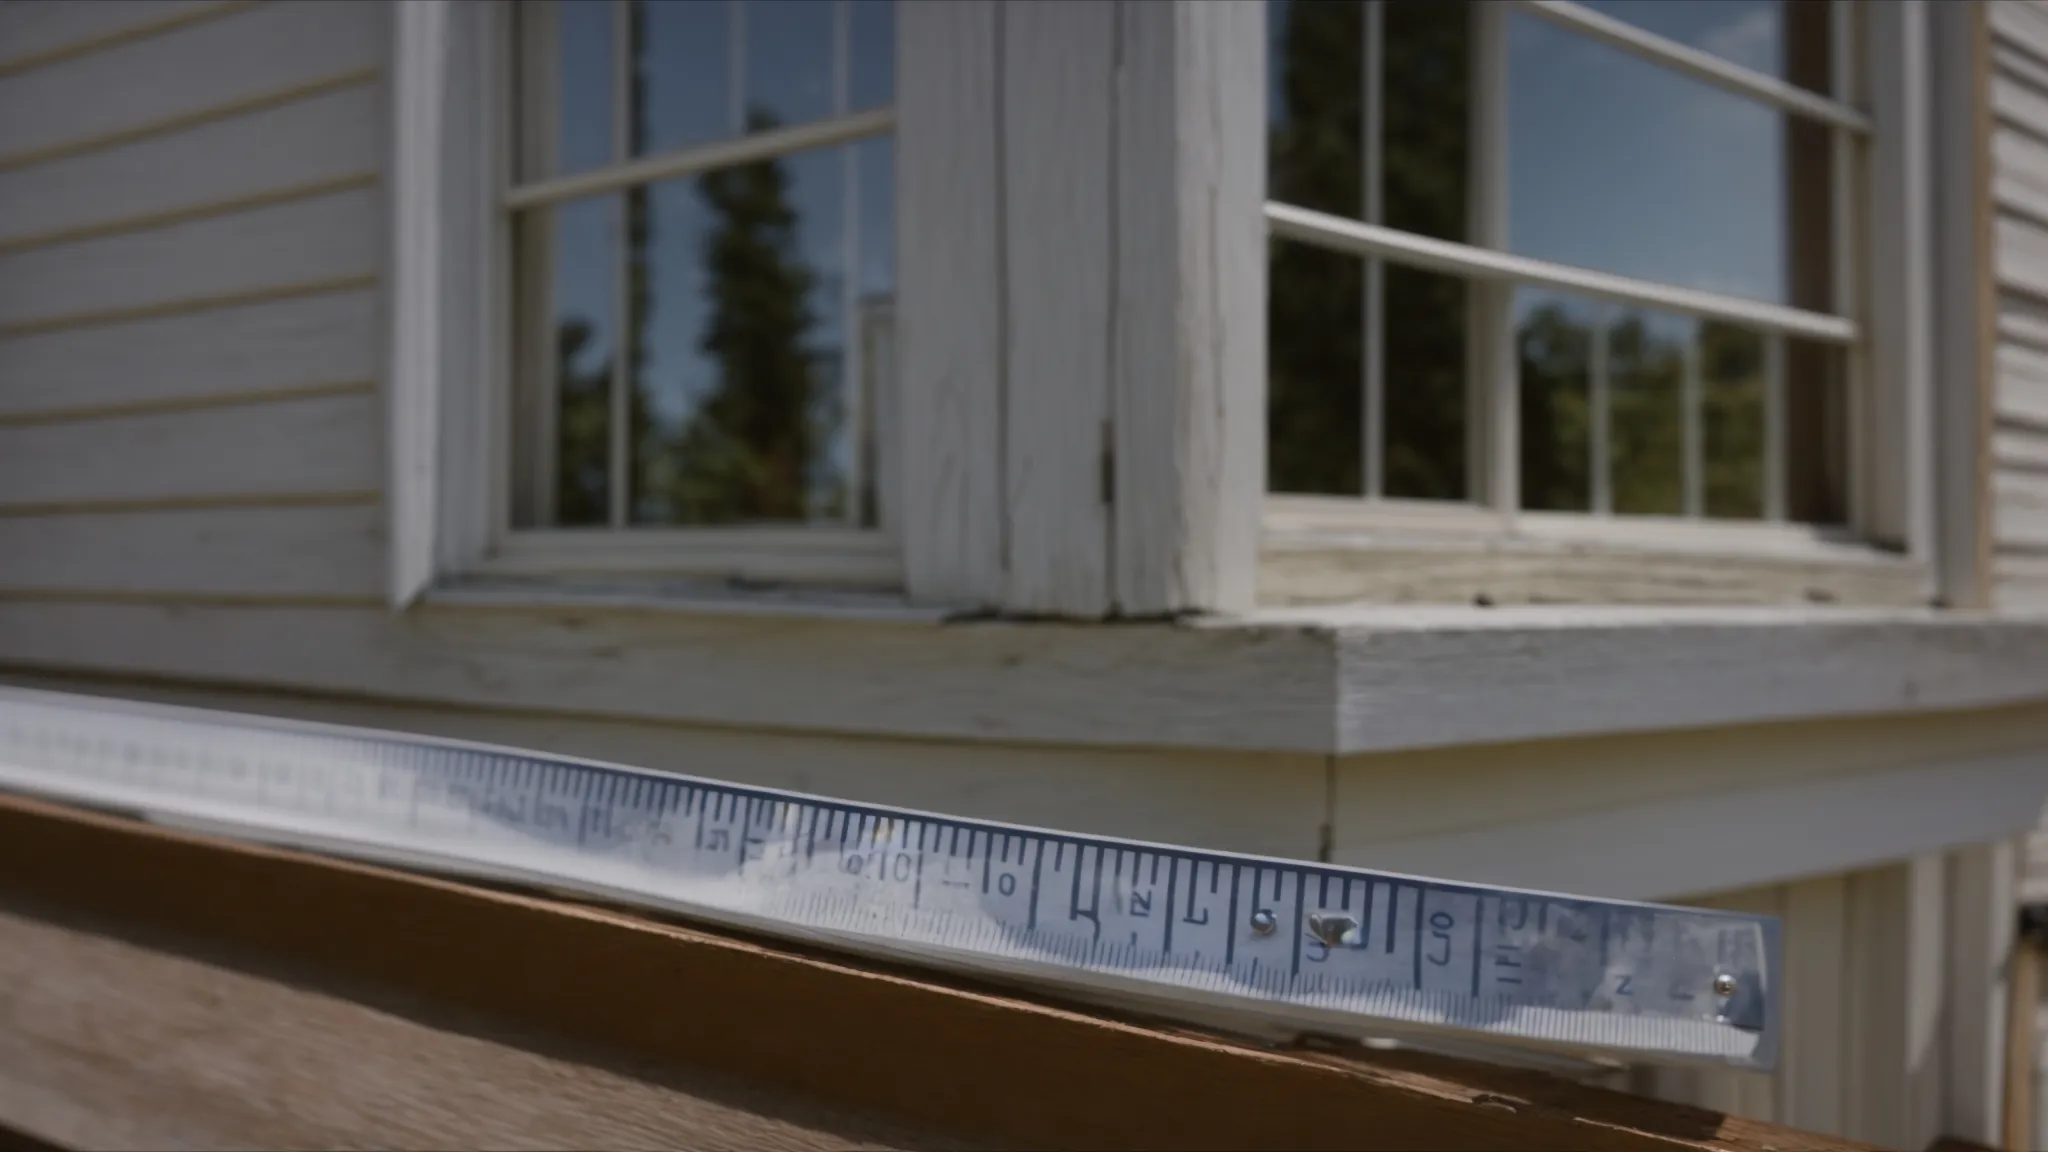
<box><xmin>0</xmin><ymin>505</ymin><xmax>384</xmax><ymax>600</ymax></box>
<box><xmin>1993</xmin><ymin>127</ymin><xmax>2048</xmax><ymax>226</ymax></box>
<box><xmin>1111</xmin><ymin>0</ymin><xmax>1265</xmax><ymax>616</ymax></box>
<box><xmin>0</xmin><ymin>79</ymin><xmax>379</xmax><ymax>250</ymax></box>
<box><xmin>1992</xmin><ymin>73</ymin><xmax>2048</xmax><ymax>142</ymax></box>
<box><xmin>1936</xmin><ymin>0</ymin><xmax>1994</xmax><ymax>610</ymax></box>
<box><xmin>1001</xmin><ymin>0</ymin><xmax>1115</xmax><ymax>617</ymax></box>
<box><xmin>895</xmin><ymin>0</ymin><xmax>1004</xmax><ymax>607</ymax></box>
<box><xmin>0</xmin><ymin>187</ymin><xmax>380</xmax><ymax>334</ymax></box>
<box><xmin>0</xmin><ymin>390</ymin><xmax>380</xmax><ymax>510</ymax></box>
<box><xmin>0</xmin><ymin>791</ymin><xmax>1877</xmax><ymax>1152</ymax></box>
<box><xmin>0</xmin><ymin>0</ymin><xmax>382</xmax><ymax>166</ymax></box>
<box><xmin>0</xmin><ymin>900</ymin><xmax>929</xmax><ymax>1150</ymax></box>
<box><xmin>0</xmin><ymin>289</ymin><xmax>378</xmax><ymax>421</ymax></box>
<box><xmin>0</xmin><ymin>0</ymin><xmax>242</xmax><ymax>74</ymax></box>
<box><xmin>1993</xmin><ymin>470</ymin><xmax>2048</xmax><ymax>547</ymax></box>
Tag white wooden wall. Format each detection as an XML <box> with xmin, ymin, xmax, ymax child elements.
<box><xmin>1990</xmin><ymin>2</ymin><xmax>2048</xmax><ymax>608</ymax></box>
<box><xmin>0</xmin><ymin>0</ymin><xmax>388</xmax><ymax>602</ymax></box>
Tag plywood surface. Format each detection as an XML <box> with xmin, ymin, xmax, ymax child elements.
<box><xmin>0</xmin><ymin>791</ymin><xmax>1886</xmax><ymax>1152</ymax></box>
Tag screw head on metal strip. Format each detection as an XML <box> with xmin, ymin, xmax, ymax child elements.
<box><xmin>1248</xmin><ymin>909</ymin><xmax>1278</xmax><ymax>936</ymax></box>
<box><xmin>1307</xmin><ymin>912</ymin><xmax>1360</xmax><ymax>948</ymax></box>
<box><xmin>1712</xmin><ymin>972</ymin><xmax>1739</xmax><ymax>998</ymax></box>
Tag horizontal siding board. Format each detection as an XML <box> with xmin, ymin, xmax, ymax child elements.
<box><xmin>1994</xmin><ymin>470</ymin><xmax>2048</xmax><ymax>549</ymax></box>
<box><xmin>0</xmin><ymin>0</ymin><xmax>236</xmax><ymax>72</ymax></box>
<box><xmin>1996</xmin><ymin>213</ymin><xmax>2048</xmax><ymax>300</ymax></box>
<box><xmin>0</xmin><ymin>0</ymin><xmax>382</xmax><ymax>164</ymax></box>
<box><xmin>1993</xmin><ymin>72</ymin><xmax>2048</xmax><ymax>140</ymax></box>
<box><xmin>0</xmin><ymin>505</ymin><xmax>383</xmax><ymax>598</ymax></box>
<box><xmin>0</xmin><ymin>391</ymin><xmax>380</xmax><ymax>508</ymax></box>
<box><xmin>1995</xmin><ymin>427</ymin><xmax>2048</xmax><ymax>472</ymax></box>
<box><xmin>1996</xmin><ymin>127</ymin><xmax>2048</xmax><ymax>224</ymax></box>
<box><xmin>1993</xmin><ymin>1</ymin><xmax>2048</xmax><ymax>65</ymax></box>
<box><xmin>2002</xmin><ymin>290</ymin><xmax>2048</xmax><ymax>348</ymax></box>
<box><xmin>0</xmin><ymin>187</ymin><xmax>379</xmax><ymax>331</ymax></box>
<box><xmin>0</xmin><ymin>289</ymin><xmax>379</xmax><ymax>419</ymax></box>
<box><xmin>0</xmin><ymin>81</ymin><xmax>380</xmax><ymax>249</ymax></box>
<box><xmin>2000</xmin><ymin>343</ymin><xmax>2048</xmax><ymax>428</ymax></box>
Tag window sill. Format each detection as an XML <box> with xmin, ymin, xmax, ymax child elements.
<box><xmin>1261</xmin><ymin>496</ymin><xmax>1928</xmax><ymax>608</ymax></box>
<box><xmin>408</xmin><ymin>580</ymin><xmax>2048</xmax><ymax>757</ymax></box>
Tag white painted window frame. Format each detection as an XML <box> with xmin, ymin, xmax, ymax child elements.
<box><xmin>1262</xmin><ymin>0</ymin><xmax>1940</xmax><ymax>594</ymax></box>
<box><xmin>391</xmin><ymin>0</ymin><xmax>1269</xmax><ymax>618</ymax></box>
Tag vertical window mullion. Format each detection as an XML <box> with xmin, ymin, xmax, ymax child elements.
<box><xmin>1764</xmin><ymin>332</ymin><xmax>1787</xmax><ymax>521</ymax></box>
<box><xmin>530</xmin><ymin>2</ymin><xmax>563</xmax><ymax>528</ymax></box>
<box><xmin>607</xmin><ymin>0</ymin><xmax>631</xmax><ymax>529</ymax></box>
<box><xmin>1362</xmin><ymin>0</ymin><xmax>1385</xmax><ymax>502</ymax></box>
<box><xmin>1590</xmin><ymin>301</ymin><xmax>1611</xmax><ymax>516</ymax></box>
<box><xmin>1831</xmin><ymin>0</ymin><xmax>1862</xmax><ymax>528</ymax></box>
<box><xmin>1469</xmin><ymin>1</ymin><xmax>1516</xmax><ymax>516</ymax></box>
<box><xmin>1681</xmin><ymin>327</ymin><xmax>1702</xmax><ymax>518</ymax></box>
<box><xmin>836</xmin><ymin>0</ymin><xmax>863</xmax><ymax>526</ymax></box>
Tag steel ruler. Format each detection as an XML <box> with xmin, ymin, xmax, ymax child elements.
<box><xmin>0</xmin><ymin>685</ymin><xmax>1778</xmax><ymax>1070</ymax></box>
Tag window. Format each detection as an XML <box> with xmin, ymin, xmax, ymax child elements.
<box><xmin>1265</xmin><ymin>0</ymin><xmax>1877</xmax><ymax>552</ymax></box>
<box><xmin>496</xmin><ymin>0</ymin><xmax>897</xmax><ymax>585</ymax></box>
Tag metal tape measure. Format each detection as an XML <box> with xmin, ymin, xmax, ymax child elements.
<box><xmin>0</xmin><ymin>686</ymin><xmax>1778</xmax><ymax>1070</ymax></box>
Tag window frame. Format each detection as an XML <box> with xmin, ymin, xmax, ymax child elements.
<box><xmin>393</xmin><ymin>0</ymin><xmax>907</xmax><ymax>607</ymax></box>
<box><xmin>1258</xmin><ymin>0</ymin><xmax>1939</xmax><ymax>605</ymax></box>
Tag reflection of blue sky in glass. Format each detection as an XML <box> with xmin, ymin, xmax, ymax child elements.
<box><xmin>533</xmin><ymin>0</ymin><xmax>897</xmax><ymax>510</ymax></box>
<box><xmin>1510</xmin><ymin>1</ymin><xmax>1790</xmax><ymax>306</ymax></box>
<box><xmin>1267</xmin><ymin>1</ymin><xmax>1799</xmax><ymax>307</ymax></box>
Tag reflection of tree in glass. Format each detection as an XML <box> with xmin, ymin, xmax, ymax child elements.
<box><xmin>1699</xmin><ymin>321</ymin><xmax>1764</xmax><ymax>519</ymax></box>
<box><xmin>1607</xmin><ymin>314</ymin><xmax>1684</xmax><ymax>516</ymax></box>
<box><xmin>553</xmin><ymin>317</ymin><xmax>612</xmax><ymax>525</ymax></box>
<box><xmin>653</xmin><ymin>108</ymin><xmax>833</xmax><ymax>524</ymax></box>
<box><xmin>1518</xmin><ymin>301</ymin><xmax>1589</xmax><ymax>512</ymax></box>
<box><xmin>1266</xmin><ymin>0</ymin><xmax>1469</xmax><ymax>499</ymax></box>
<box><xmin>1267</xmin><ymin>0</ymin><xmax>1362</xmax><ymax>495</ymax></box>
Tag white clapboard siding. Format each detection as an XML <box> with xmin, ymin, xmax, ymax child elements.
<box><xmin>1996</xmin><ymin>471</ymin><xmax>2048</xmax><ymax>550</ymax></box>
<box><xmin>1993</xmin><ymin>14</ymin><xmax>2048</xmax><ymax>614</ymax></box>
<box><xmin>0</xmin><ymin>80</ymin><xmax>379</xmax><ymax>250</ymax></box>
<box><xmin>0</xmin><ymin>505</ymin><xmax>383</xmax><ymax>599</ymax></box>
<box><xmin>2002</xmin><ymin>343</ymin><xmax>2048</xmax><ymax>428</ymax></box>
<box><xmin>0</xmin><ymin>391</ymin><xmax>380</xmax><ymax>510</ymax></box>
<box><xmin>1000</xmin><ymin>1</ymin><xmax>1116</xmax><ymax>616</ymax></box>
<box><xmin>1994</xmin><ymin>1</ymin><xmax>2048</xmax><ymax>66</ymax></box>
<box><xmin>0</xmin><ymin>0</ymin><xmax>381</xmax><ymax>165</ymax></box>
<box><xmin>0</xmin><ymin>289</ymin><xmax>378</xmax><ymax>420</ymax></box>
<box><xmin>0</xmin><ymin>0</ymin><xmax>241</xmax><ymax>73</ymax></box>
<box><xmin>0</xmin><ymin>187</ymin><xmax>379</xmax><ymax>333</ymax></box>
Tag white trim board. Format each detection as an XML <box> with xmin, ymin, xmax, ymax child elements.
<box><xmin>4</xmin><ymin>595</ymin><xmax>2048</xmax><ymax>756</ymax></box>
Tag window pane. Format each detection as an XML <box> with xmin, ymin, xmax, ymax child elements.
<box><xmin>1576</xmin><ymin>1</ymin><xmax>1792</xmax><ymax>83</ymax></box>
<box><xmin>626</xmin><ymin>143</ymin><xmax>860</xmax><ymax>525</ymax></box>
<box><xmin>511</xmin><ymin>195</ymin><xmax>621</xmax><ymax>529</ymax></box>
<box><xmin>1606</xmin><ymin>311</ymin><xmax>1687</xmax><ymax>517</ymax></box>
<box><xmin>1506</xmin><ymin>3</ymin><xmax>1830</xmax><ymax>305</ymax></box>
<box><xmin>1700</xmin><ymin>321</ymin><xmax>1765</xmax><ymax>520</ymax></box>
<box><xmin>1383</xmin><ymin>264</ymin><xmax>1468</xmax><ymax>501</ymax></box>
<box><xmin>1517</xmin><ymin>291</ymin><xmax>1594</xmax><ymax>513</ymax></box>
<box><xmin>850</xmin><ymin>0</ymin><xmax>895</xmax><ymax>111</ymax></box>
<box><xmin>630</xmin><ymin>0</ymin><xmax>730</xmax><ymax>156</ymax></box>
<box><xmin>516</xmin><ymin>0</ymin><xmax>616</xmax><ymax>182</ymax></box>
<box><xmin>1269</xmin><ymin>238</ymin><xmax>1363</xmax><ymax>496</ymax></box>
<box><xmin>745</xmin><ymin>0</ymin><xmax>834</xmax><ymax>132</ymax></box>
